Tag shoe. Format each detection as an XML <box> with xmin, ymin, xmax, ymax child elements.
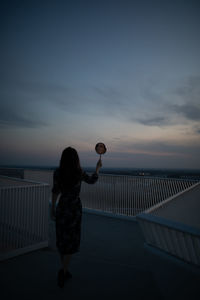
<box><xmin>57</xmin><ymin>269</ymin><xmax>65</xmax><ymax>288</ymax></box>
<box><xmin>65</xmin><ymin>270</ymin><xmax>72</xmax><ymax>279</ymax></box>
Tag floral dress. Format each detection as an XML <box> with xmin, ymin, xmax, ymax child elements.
<box><xmin>52</xmin><ymin>169</ymin><xmax>98</xmax><ymax>255</ymax></box>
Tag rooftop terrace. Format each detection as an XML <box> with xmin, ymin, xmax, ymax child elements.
<box><xmin>1</xmin><ymin>211</ymin><xmax>200</xmax><ymax>300</ymax></box>
<box><xmin>1</xmin><ymin>171</ymin><xmax>200</xmax><ymax>299</ymax></box>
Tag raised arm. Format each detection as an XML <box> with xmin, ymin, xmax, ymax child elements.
<box><xmin>95</xmin><ymin>158</ymin><xmax>102</xmax><ymax>174</ymax></box>
<box><xmin>82</xmin><ymin>158</ymin><xmax>102</xmax><ymax>184</ymax></box>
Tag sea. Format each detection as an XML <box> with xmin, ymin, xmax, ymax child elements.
<box><xmin>0</xmin><ymin>165</ymin><xmax>200</xmax><ymax>181</ymax></box>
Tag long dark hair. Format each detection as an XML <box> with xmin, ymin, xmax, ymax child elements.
<box><xmin>59</xmin><ymin>147</ymin><xmax>82</xmax><ymax>186</ymax></box>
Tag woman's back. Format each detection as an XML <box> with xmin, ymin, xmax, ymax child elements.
<box><xmin>52</xmin><ymin>168</ymin><xmax>98</xmax><ymax>197</ymax></box>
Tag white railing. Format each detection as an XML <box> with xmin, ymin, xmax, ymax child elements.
<box><xmin>1</xmin><ymin>170</ymin><xmax>199</xmax><ymax>262</ymax></box>
<box><xmin>22</xmin><ymin>169</ymin><xmax>199</xmax><ymax>216</ymax></box>
<box><xmin>137</xmin><ymin>213</ymin><xmax>200</xmax><ymax>267</ymax></box>
<box><xmin>137</xmin><ymin>182</ymin><xmax>200</xmax><ymax>267</ymax></box>
<box><xmin>0</xmin><ymin>177</ymin><xmax>50</xmax><ymax>261</ymax></box>
<box><xmin>81</xmin><ymin>174</ymin><xmax>198</xmax><ymax>216</ymax></box>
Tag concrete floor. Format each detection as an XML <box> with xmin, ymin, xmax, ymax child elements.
<box><xmin>0</xmin><ymin>211</ymin><xmax>200</xmax><ymax>300</ymax></box>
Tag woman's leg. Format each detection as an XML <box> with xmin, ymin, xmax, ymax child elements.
<box><xmin>63</xmin><ymin>254</ymin><xmax>72</xmax><ymax>273</ymax></box>
<box><xmin>60</xmin><ymin>254</ymin><xmax>72</xmax><ymax>273</ymax></box>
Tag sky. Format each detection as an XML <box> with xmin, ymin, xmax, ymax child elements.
<box><xmin>1</xmin><ymin>0</ymin><xmax>200</xmax><ymax>169</ymax></box>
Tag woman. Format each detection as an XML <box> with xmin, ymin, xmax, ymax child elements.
<box><xmin>51</xmin><ymin>147</ymin><xmax>102</xmax><ymax>288</ymax></box>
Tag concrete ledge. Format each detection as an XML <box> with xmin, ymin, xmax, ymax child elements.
<box><xmin>144</xmin><ymin>242</ymin><xmax>200</xmax><ymax>275</ymax></box>
<box><xmin>83</xmin><ymin>207</ymin><xmax>137</xmax><ymax>222</ymax></box>
<box><xmin>137</xmin><ymin>213</ymin><xmax>200</xmax><ymax>267</ymax></box>
<box><xmin>137</xmin><ymin>213</ymin><xmax>200</xmax><ymax>236</ymax></box>
<box><xmin>0</xmin><ymin>241</ymin><xmax>48</xmax><ymax>262</ymax></box>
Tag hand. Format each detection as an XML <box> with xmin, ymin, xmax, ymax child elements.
<box><xmin>96</xmin><ymin>158</ymin><xmax>102</xmax><ymax>173</ymax></box>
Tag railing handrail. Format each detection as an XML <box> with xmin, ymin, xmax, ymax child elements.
<box><xmin>0</xmin><ymin>175</ymin><xmax>50</xmax><ymax>190</ymax></box>
<box><xmin>0</xmin><ymin>184</ymin><xmax>49</xmax><ymax>191</ymax></box>
<box><xmin>97</xmin><ymin>173</ymin><xmax>200</xmax><ymax>182</ymax></box>
<box><xmin>2</xmin><ymin>168</ymin><xmax>200</xmax><ymax>182</ymax></box>
<box><xmin>137</xmin><ymin>212</ymin><xmax>200</xmax><ymax>237</ymax></box>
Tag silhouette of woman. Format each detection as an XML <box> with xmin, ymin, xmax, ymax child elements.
<box><xmin>51</xmin><ymin>147</ymin><xmax>102</xmax><ymax>288</ymax></box>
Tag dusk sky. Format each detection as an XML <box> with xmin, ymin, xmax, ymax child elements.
<box><xmin>1</xmin><ymin>0</ymin><xmax>200</xmax><ymax>169</ymax></box>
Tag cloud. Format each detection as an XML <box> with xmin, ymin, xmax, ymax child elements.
<box><xmin>114</xmin><ymin>138</ymin><xmax>200</xmax><ymax>158</ymax></box>
<box><xmin>170</xmin><ymin>75</ymin><xmax>200</xmax><ymax>121</ymax></box>
<box><xmin>174</xmin><ymin>76</ymin><xmax>200</xmax><ymax>102</ymax></box>
<box><xmin>93</xmin><ymin>86</ymin><xmax>123</xmax><ymax>102</ymax></box>
<box><xmin>192</xmin><ymin>125</ymin><xmax>200</xmax><ymax>135</ymax></box>
<box><xmin>93</xmin><ymin>77</ymin><xmax>200</xmax><ymax>128</ymax></box>
<box><xmin>0</xmin><ymin>76</ymin><xmax>111</xmax><ymax>118</ymax></box>
<box><xmin>136</xmin><ymin>116</ymin><xmax>169</xmax><ymax>126</ymax></box>
<box><xmin>91</xmin><ymin>85</ymin><xmax>128</xmax><ymax>116</ymax></box>
<box><xmin>135</xmin><ymin>75</ymin><xmax>200</xmax><ymax>127</ymax></box>
<box><xmin>172</xmin><ymin>103</ymin><xmax>200</xmax><ymax>121</ymax></box>
<box><xmin>1</xmin><ymin>78</ymin><xmax>125</xmax><ymax>129</ymax></box>
<box><xmin>0</xmin><ymin>77</ymin><xmax>77</xmax><ymax>128</ymax></box>
<box><xmin>0</xmin><ymin>101</ymin><xmax>48</xmax><ymax>128</ymax></box>
<box><xmin>0</xmin><ymin>75</ymin><xmax>70</xmax><ymax>104</ymax></box>
<box><xmin>100</xmin><ymin>138</ymin><xmax>200</xmax><ymax>168</ymax></box>
<box><xmin>1</xmin><ymin>73</ymin><xmax>200</xmax><ymax>130</ymax></box>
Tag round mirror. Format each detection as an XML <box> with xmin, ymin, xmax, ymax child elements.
<box><xmin>95</xmin><ymin>142</ymin><xmax>107</xmax><ymax>155</ymax></box>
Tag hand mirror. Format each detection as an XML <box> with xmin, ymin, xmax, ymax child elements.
<box><xmin>95</xmin><ymin>142</ymin><xmax>107</xmax><ymax>158</ymax></box>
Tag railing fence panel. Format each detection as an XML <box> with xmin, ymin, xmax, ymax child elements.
<box><xmin>81</xmin><ymin>174</ymin><xmax>198</xmax><ymax>216</ymax></box>
<box><xmin>0</xmin><ymin>181</ymin><xmax>49</xmax><ymax>261</ymax></box>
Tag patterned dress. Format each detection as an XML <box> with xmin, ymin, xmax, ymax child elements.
<box><xmin>52</xmin><ymin>169</ymin><xmax>98</xmax><ymax>255</ymax></box>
